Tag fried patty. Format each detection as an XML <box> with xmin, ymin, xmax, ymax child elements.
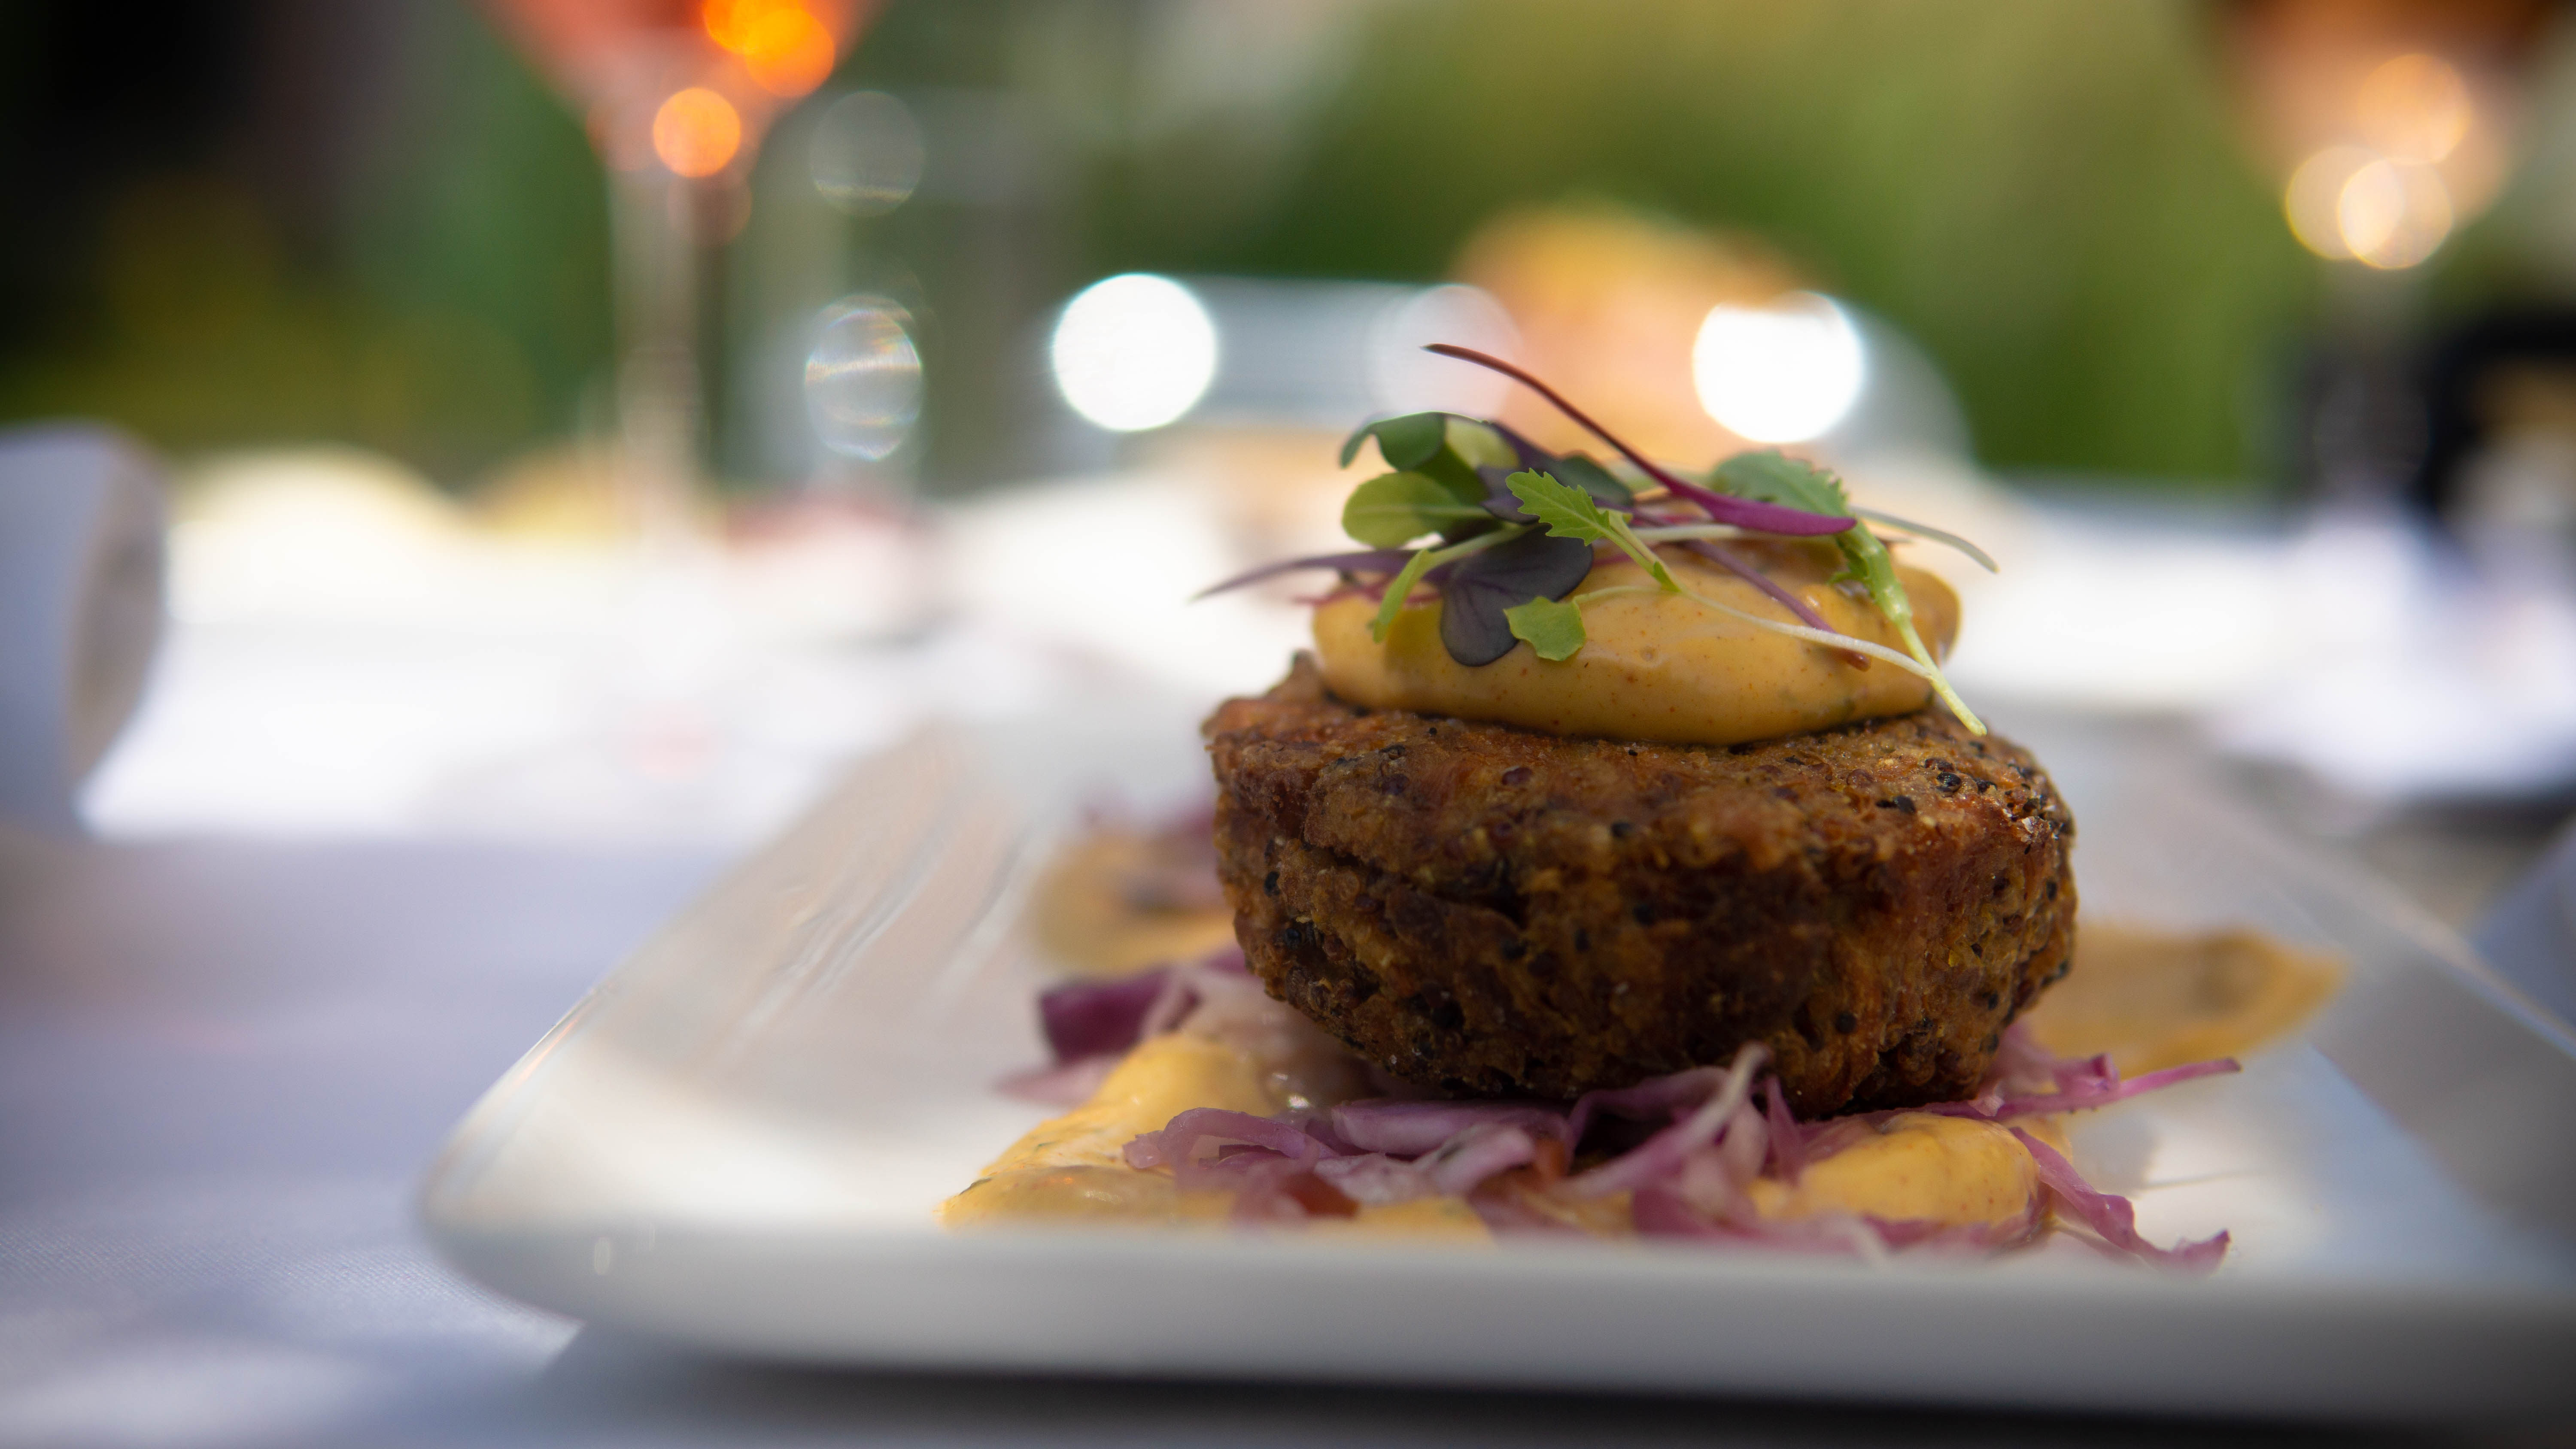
<box><xmin>1204</xmin><ymin>656</ymin><xmax>2077</xmax><ymax>1115</ymax></box>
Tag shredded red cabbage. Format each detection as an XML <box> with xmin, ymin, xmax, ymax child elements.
<box><xmin>1762</xmin><ymin>1079</ymin><xmax>1805</xmax><ymax>1186</ymax></box>
<box><xmin>1124</xmin><ymin>1107</ymin><xmax>1330</xmax><ymax>1183</ymax></box>
<box><xmin>1008</xmin><ymin>953</ymin><xmax>2237</xmax><ymax>1264</ymax></box>
<box><xmin>1330</xmin><ymin>1099</ymin><xmax>1569</xmax><ymax>1155</ymax></box>
<box><xmin>1037</xmin><ymin>969</ymin><xmax>1173</xmax><ymax>1062</ymax></box>
<box><xmin>1982</xmin><ymin>1057</ymin><xmax>2242</xmax><ymax>1120</ymax></box>
<box><xmin>2012</xmin><ymin>1128</ymin><xmax>2230</xmax><ymax>1273</ymax></box>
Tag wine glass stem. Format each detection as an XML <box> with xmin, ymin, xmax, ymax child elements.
<box><xmin>611</xmin><ymin>167</ymin><xmax>702</xmax><ymax>552</ymax></box>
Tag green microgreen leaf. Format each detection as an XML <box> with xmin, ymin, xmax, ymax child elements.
<box><xmin>1712</xmin><ymin>452</ymin><xmax>1984</xmax><ymax>734</ymax></box>
<box><xmin>1504</xmin><ymin>596</ymin><xmax>1586</xmax><ymax>661</ymax></box>
<box><xmin>1443</xmin><ymin>417</ymin><xmax>1517</xmax><ymax>470</ymax></box>
<box><xmin>1505</xmin><ymin>470</ymin><xmax>1674</xmax><ymax>591</ymax></box>
<box><xmin>1712</xmin><ymin>450</ymin><xmax>1852</xmax><ymax>517</ymax></box>
<box><xmin>1368</xmin><ymin>547</ymin><xmax>1438</xmax><ymax>643</ymax></box>
<box><xmin>1505</xmin><ymin>467</ymin><xmax>1616</xmax><ymax>539</ymax></box>
<box><xmin>1341</xmin><ymin>471</ymin><xmax>1490</xmax><ymax>548</ymax></box>
<box><xmin>1364</xmin><ymin>522</ymin><xmax>1534</xmax><ymax>645</ymax></box>
<box><xmin>1340</xmin><ymin>412</ymin><xmax>1448</xmax><ymax>471</ymax></box>
<box><xmin>1547</xmin><ymin>452</ymin><xmax>1634</xmax><ymax>509</ymax></box>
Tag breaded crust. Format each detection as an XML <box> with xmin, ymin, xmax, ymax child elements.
<box><xmin>1205</xmin><ymin>656</ymin><xmax>2076</xmax><ymax>1114</ymax></box>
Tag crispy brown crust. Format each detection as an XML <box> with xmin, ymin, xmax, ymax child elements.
<box><xmin>1204</xmin><ymin>655</ymin><xmax>2077</xmax><ymax>1114</ymax></box>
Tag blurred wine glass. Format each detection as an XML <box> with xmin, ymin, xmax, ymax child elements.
<box><xmin>481</xmin><ymin>0</ymin><xmax>871</xmax><ymax>547</ymax></box>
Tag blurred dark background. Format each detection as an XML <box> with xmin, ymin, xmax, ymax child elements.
<box><xmin>9</xmin><ymin>0</ymin><xmax>2573</xmax><ymax>497</ymax></box>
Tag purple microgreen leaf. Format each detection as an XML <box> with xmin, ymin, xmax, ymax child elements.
<box><xmin>1193</xmin><ymin>548</ymin><xmax>1413</xmax><ymax>601</ymax></box>
<box><xmin>1504</xmin><ymin>596</ymin><xmax>1586</xmax><ymax>661</ymax></box>
<box><xmin>1437</xmin><ymin>528</ymin><xmax>1594</xmax><ymax>666</ymax></box>
<box><xmin>1423</xmin><ymin>344</ymin><xmax>1851</xmax><ymax>535</ymax></box>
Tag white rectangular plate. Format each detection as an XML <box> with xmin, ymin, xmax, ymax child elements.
<box><xmin>421</xmin><ymin>706</ymin><xmax>2576</xmax><ymax>1419</ymax></box>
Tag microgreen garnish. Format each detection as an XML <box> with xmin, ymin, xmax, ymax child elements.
<box><xmin>1343</xmin><ymin>412</ymin><xmax>1520</xmax><ymax>528</ymax></box>
<box><xmin>1852</xmin><ymin>508</ymin><xmax>1999</xmax><ymax>573</ymax></box>
<box><xmin>1341</xmin><ymin>471</ymin><xmax>1491</xmax><ymax>549</ymax></box>
<box><xmin>1194</xmin><ymin>547</ymin><xmax>1416</xmax><ymax>601</ymax></box>
<box><xmin>1368</xmin><ymin>524</ymin><xmax>1532</xmax><ymax>644</ymax></box>
<box><xmin>1437</xmin><ymin>527</ymin><xmax>1593</xmax><ymax>664</ymax></box>
<box><xmin>1200</xmin><ymin>350</ymin><xmax>1993</xmax><ymax>737</ymax></box>
<box><xmin>1424</xmin><ymin>345</ymin><xmax>1853</xmax><ymax>537</ymax></box>
<box><xmin>1443</xmin><ymin>417</ymin><xmax>1518</xmax><ymax>471</ymax></box>
<box><xmin>1340</xmin><ymin>413</ymin><xmax>1446</xmax><ymax>471</ymax></box>
<box><xmin>1671</xmin><ymin>538</ymin><xmax>1866</xmax><ymax>669</ymax></box>
<box><xmin>1508</xmin><ymin>470</ymin><xmax>1673</xmax><ymax>590</ymax></box>
<box><xmin>1481</xmin><ymin>450</ymin><xmax>1633</xmax><ymax>524</ymax></box>
<box><xmin>1712</xmin><ymin>452</ymin><xmax>1984</xmax><ymax>733</ymax></box>
<box><xmin>1504</xmin><ymin>596</ymin><xmax>1586</xmax><ymax>661</ymax></box>
<box><xmin>1369</xmin><ymin>549</ymin><xmax>1439</xmax><ymax>643</ymax></box>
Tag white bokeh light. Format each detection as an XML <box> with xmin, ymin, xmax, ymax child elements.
<box><xmin>1049</xmin><ymin>274</ymin><xmax>1219</xmax><ymax>432</ymax></box>
<box><xmin>1691</xmin><ymin>292</ymin><xmax>1867</xmax><ymax>445</ymax></box>
<box><xmin>804</xmin><ymin>295</ymin><xmax>923</xmax><ymax>461</ymax></box>
<box><xmin>1365</xmin><ymin>284</ymin><xmax>1518</xmax><ymax>415</ymax></box>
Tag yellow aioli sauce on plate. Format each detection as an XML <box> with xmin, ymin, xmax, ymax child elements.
<box><xmin>2020</xmin><ymin>922</ymin><xmax>2347</xmax><ymax>1076</ymax></box>
<box><xmin>939</xmin><ymin>1034</ymin><xmax>1266</xmax><ymax>1228</ymax></box>
<box><xmin>943</xmin><ymin>924</ymin><xmax>2340</xmax><ymax>1239</ymax></box>
<box><xmin>939</xmin><ymin>1034</ymin><xmax>1488</xmax><ymax>1239</ymax></box>
<box><xmin>1313</xmin><ymin>546</ymin><xmax>1959</xmax><ymax>747</ymax></box>
<box><xmin>1745</xmin><ymin>1113</ymin><xmax>2067</xmax><ymax>1230</ymax></box>
<box><xmin>1025</xmin><ymin>831</ymin><xmax>1238</xmax><ymax>980</ymax></box>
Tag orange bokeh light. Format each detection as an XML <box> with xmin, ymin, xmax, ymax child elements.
<box><xmin>702</xmin><ymin>0</ymin><xmax>789</xmax><ymax>52</ymax></box>
<box><xmin>741</xmin><ymin>8</ymin><xmax>836</xmax><ymax>96</ymax></box>
<box><xmin>703</xmin><ymin>0</ymin><xmax>777</xmax><ymax>52</ymax></box>
<box><xmin>653</xmin><ymin>88</ymin><xmax>743</xmax><ymax>179</ymax></box>
<box><xmin>705</xmin><ymin>0</ymin><xmax>838</xmax><ymax>97</ymax></box>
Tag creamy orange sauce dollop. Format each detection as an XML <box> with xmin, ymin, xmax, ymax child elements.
<box><xmin>1313</xmin><ymin>546</ymin><xmax>1959</xmax><ymax>747</ymax></box>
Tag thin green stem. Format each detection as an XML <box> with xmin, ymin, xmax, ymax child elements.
<box><xmin>1631</xmin><ymin>524</ymin><xmax>1750</xmax><ymax>544</ymax></box>
<box><xmin>1571</xmin><ymin>584</ymin><xmax>1940</xmax><ymax>682</ymax></box>
<box><xmin>1853</xmin><ymin>509</ymin><xmax>1999</xmax><ymax>573</ymax></box>
<box><xmin>1367</xmin><ymin>523</ymin><xmax>1533</xmax><ymax>641</ymax></box>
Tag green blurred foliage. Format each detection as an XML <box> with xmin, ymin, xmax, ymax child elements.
<box><xmin>9</xmin><ymin>0</ymin><xmax>2571</xmax><ymax>490</ymax></box>
<box><xmin>1095</xmin><ymin>0</ymin><xmax>2323</xmax><ymax>483</ymax></box>
<box><xmin>0</xmin><ymin>4</ymin><xmax>607</xmax><ymax>486</ymax></box>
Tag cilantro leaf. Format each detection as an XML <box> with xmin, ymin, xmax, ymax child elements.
<box><xmin>1506</xmin><ymin>467</ymin><xmax>1616</xmax><ymax>539</ymax></box>
<box><xmin>1505</xmin><ymin>470</ymin><xmax>1674</xmax><ymax>591</ymax></box>
<box><xmin>1504</xmin><ymin>596</ymin><xmax>1586</xmax><ymax>661</ymax></box>
<box><xmin>1547</xmin><ymin>452</ymin><xmax>1633</xmax><ymax>509</ymax></box>
<box><xmin>1341</xmin><ymin>471</ymin><xmax>1489</xmax><ymax>548</ymax></box>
